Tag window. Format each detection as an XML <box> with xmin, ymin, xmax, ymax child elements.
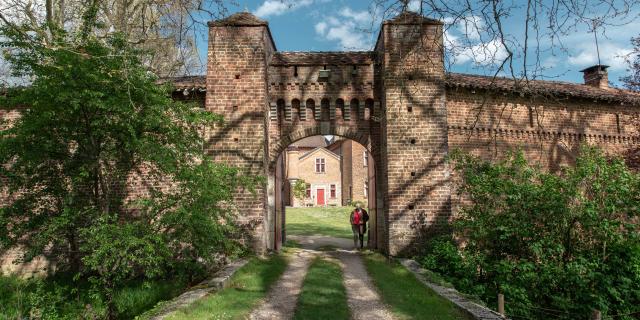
<box><xmin>364</xmin><ymin>181</ymin><xmax>369</xmax><ymax>198</ymax></box>
<box><xmin>363</xmin><ymin>151</ymin><xmax>368</xmax><ymax>167</ymax></box>
<box><xmin>306</xmin><ymin>183</ymin><xmax>311</xmax><ymax>198</ymax></box>
<box><xmin>315</xmin><ymin>158</ymin><xmax>325</xmax><ymax>173</ymax></box>
<box><xmin>330</xmin><ymin>184</ymin><xmax>336</xmax><ymax>198</ymax></box>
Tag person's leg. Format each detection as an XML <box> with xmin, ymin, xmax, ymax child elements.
<box><xmin>351</xmin><ymin>224</ymin><xmax>358</xmax><ymax>247</ymax></box>
<box><xmin>359</xmin><ymin>225</ymin><xmax>364</xmax><ymax>249</ymax></box>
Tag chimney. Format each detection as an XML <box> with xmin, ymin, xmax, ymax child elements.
<box><xmin>580</xmin><ymin>65</ymin><xmax>609</xmax><ymax>89</ymax></box>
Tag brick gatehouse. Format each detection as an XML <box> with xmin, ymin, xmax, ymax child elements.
<box><xmin>3</xmin><ymin>11</ymin><xmax>640</xmax><ymax>264</ymax></box>
<box><xmin>169</xmin><ymin>11</ymin><xmax>640</xmax><ymax>256</ymax></box>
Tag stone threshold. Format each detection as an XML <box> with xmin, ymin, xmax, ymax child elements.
<box><xmin>398</xmin><ymin>258</ymin><xmax>507</xmax><ymax>320</ymax></box>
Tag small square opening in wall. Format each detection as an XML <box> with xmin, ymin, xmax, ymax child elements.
<box><xmin>410</xmin><ymin>138</ymin><xmax>416</xmax><ymax>145</ymax></box>
<box><xmin>235</xmin><ymin>74</ymin><xmax>240</xmax><ymax>79</ymax></box>
<box><xmin>407</xmin><ymin>106</ymin><xmax>413</xmax><ymax>113</ymax></box>
<box><xmin>234</xmin><ymin>137</ymin><xmax>239</xmax><ymax>142</ymax></box>
<box><xmin>408</xmin><ymin>205</ymin><xmax>415</xmax><ymax>210</ymax></box>
<box><xmin>411</xmin><ymin>171</ymin><xmax>416</xmax><ymax>177</ymax></box>
<box><xmin>233</xmin><ymin>105</ymin><xmax>238</xmax><ymax>111</ymax></box>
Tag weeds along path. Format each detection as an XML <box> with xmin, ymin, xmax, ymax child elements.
<box><xmin>249</xmin><ymin>250</ymin><xmax>315</xmax><ymax>320</ymax></box>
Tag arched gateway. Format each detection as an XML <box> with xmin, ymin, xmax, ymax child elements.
<box><xmin>200</xmin><ymin>12</ymin><xmax>640</xmax><ymax>256</ymax></box>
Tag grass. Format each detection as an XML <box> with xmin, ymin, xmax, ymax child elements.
<box><xmin>293</xmin><ymin>257</ymin><xmax>350</xmax><ymax>320</ymax></box>
<box><xmin>363</xmin><ymin>253</ymin><xmax>474</xmax><ymax>320</ymax></box>
<box><xmin>165</xmin><ymin>254</ymin><xmax>288</xmax><ymax>320</ymax></box>
<box><xmin>286</xmin><ymin>206</ymin><xmax>367</xmax><ymax>240</ymax></box>
<box><xmin>0</xmin><ymin>272</ymin><xmax>190</xmax><ymax>319</ymax></box>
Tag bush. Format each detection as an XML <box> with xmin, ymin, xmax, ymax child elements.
<box><xmin>419</xmin><ymin>147</ymin><xmax>640</xmax><ymax>319</ymax></box>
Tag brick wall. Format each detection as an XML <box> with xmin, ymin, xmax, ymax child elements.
<box><xmin>378</xmin><ymin>16</ymin><xmax>451</xmax><ymax>256</ymax></box>
<box><xmin>206</xmin><ymin>20</ymin><xmax>275</xmax><ymax>251</ymax></box>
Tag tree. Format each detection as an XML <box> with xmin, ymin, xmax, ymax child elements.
<box><xmin>0</xmin><ymin>0</ymin><xmax>231</xmax><ymax>77</ymax></box>
<box><xmin>0</xmin><ymin>7</ymin><xmax>254</xmax><ymax>317</ymax></box>
<box><xmin>623</xmin><ymin>36</ymin><xmax>640</xmax><ymax>91</ymax></box>
<box><xmin>292</xmin><ymin>179</ymin><xmax>308</xmax><ymax>201</ymax></box>
<box><xmin>622</xmin><ymin>36</ymin><xmax>640</xmax><ymax>169</ymax></box>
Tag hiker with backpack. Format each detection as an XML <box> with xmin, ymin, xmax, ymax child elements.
<box><xmin>350</xmin><ymin>204</ymin><xmax>369</xmax><ymax>249</ymax></box>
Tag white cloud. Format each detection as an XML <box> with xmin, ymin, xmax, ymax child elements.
<box><xmin>454</xmin><ymin>39</ymin><xmax>509</xmax><ymax>65</ymax></box>
<box><xmin>339</xmin><ymin>7</ymin><xmax>371</xmax><ymax>25</ymax></box>
<box><xmin>315</xmin><ymin>22</ymin><xmax>328</xmax><ymax>35</ymax></box>
<box><xmin>442</xmin><ymin>16</ymin><xmax>507</xmax><ymax>66</ymax></box>
<box><xmin>314</xmin><ymin>6</ymin><xmax>375</xmax><ymax>50</ymax></box>
<box><xmin>254</xmin><ymin>0</ymin><xmax>314</xmax><ymax>18</ymax></box>
<box><xmin>568</xmin><ymin>42</ymin><xmax>632</xmax><ymax>71</ymax></box>
<box><xmin>457</xmin><ymin>15</ymin><xmax>484</xmax><ymax>41</ymax></box>
<box><xmin>408</xmin><ymin>0</ymin><xmax>421</xmax><ymax>12</ymax></box>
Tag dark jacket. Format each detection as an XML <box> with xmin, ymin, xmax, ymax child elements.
<box><xmin>350</xmin><ymin>208</ymin><xmax>369</xmax><ymax>225</ymax></box>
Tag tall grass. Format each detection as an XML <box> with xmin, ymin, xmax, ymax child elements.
<box><xmin>0</xmin><ymin>272</ymin><xmax>193</xmax><ymax>319</ymax></box>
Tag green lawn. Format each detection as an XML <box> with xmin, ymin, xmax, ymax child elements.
<box><xmin>286</xmin><ymin>206</ymin><xmax>365</xmax><ymax>240</ymax></box>
<box><xmin>164</xmin><ymin>254</ymin><xmax>288</xmax><ymax>320</ymax></box>
<box><xmin>364</xmin><ymin>253</ymin><xmax>473</xmax><ymax>320</ymax></box>
<box><xmin>293</xmin><ymin>257</ymin><xmax>350</xmax><ymax>320</ymax></box>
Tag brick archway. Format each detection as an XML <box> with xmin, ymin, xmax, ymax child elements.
<box><xmin>268</xmin><ymin>126</ymin><xmax>382</xmax><ymax>251</ymax></box>
<box><xmin>268</xmin><ymin>125</ymin><xmax>378</xmax><ymax>168</ymax></box>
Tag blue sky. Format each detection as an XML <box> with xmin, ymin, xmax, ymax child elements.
<box><xmin>195</xmin><ymin>0</ymin><xmax>640</xmax><ymax>87</ymax></box>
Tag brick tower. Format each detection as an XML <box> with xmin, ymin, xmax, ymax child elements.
<box><xmin>206</xmin><ymin>13</ymin><xmax>276</xmax><ymax>250</ymax></box>
<box><xmin>376</xmin><ymin>12</ymin><xmax>450</xmax><ymax>255</ymax></box>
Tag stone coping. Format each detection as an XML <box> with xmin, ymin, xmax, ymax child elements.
<box><xmin>398</xmin><ymin>258</ymin><xmax>507</xmax><ymax>320</ymax></box>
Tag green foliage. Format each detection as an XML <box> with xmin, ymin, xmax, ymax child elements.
<box><xmin>292</xmin><ymin>179</ymin><xmax>308</xmax><ymax>200</ymax></box>
<box><xmin>0</xmin><ymin>273</ymin><xmax>192</xmax><ymax>319</ymax></box>
<box><xmin>421</xmin><ymin>147</ymin><xmax>640</xmax><ymax>319</ymax></box>
<box><xmin>0</xmin><ymin>14</ymin><xmax>255</xmax><ymax>318</ymax></box>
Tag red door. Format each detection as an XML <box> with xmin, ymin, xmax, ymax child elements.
<box><xmin>317</xmin><ymin>189</ymin><xmax>325</xmax><ymax>205</ymax></box>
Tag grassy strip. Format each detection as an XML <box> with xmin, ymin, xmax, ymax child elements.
<box><xmin>0</xmin><ymin>273</ymin><xmax>189</xmax><ymax>319</ymax></box>
<box><xmin>293</xmin><ymin>257</ymin><xmax>350</xmax><ymax>320</ymax></box>
<box><xmin>165</xmin><ymin>254</ymin><xmax>287</xmax><ymax>320</ymax></box>
<box><xmin>364</xmin><ymin>253</ymin><xmax>473</xmax><ymax>320</ymax></box>
<box><xmin>286</xmin><ymin>206</ymin><xmax>364</xmax><ymax>240</ymax></box>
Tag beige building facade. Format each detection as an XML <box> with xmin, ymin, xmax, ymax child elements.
<box><xmin>286</xmin><ymin>147</ymin><xmax>342</xmax><ymax>206</ymax></box>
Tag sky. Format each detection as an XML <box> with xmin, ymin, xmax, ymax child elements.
<box><xmin>194</xmin><ymin>0</ymin><xmax>640</xmax><ymax>87</ymax></box>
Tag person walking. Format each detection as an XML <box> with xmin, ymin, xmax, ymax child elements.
<box><xmin>350</xmin><ymin>204</ymin><xmax>369</xmax><ymax>249</ymax></box>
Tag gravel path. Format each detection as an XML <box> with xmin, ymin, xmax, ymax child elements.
<box><xmin>287</xmin><ymin>234</ymin><xmax>355</xmax><ymax>250</ymax></box>
<box><xmin>334</xmin><ymin>249</ymin><xmax>396</xmax><ymax>320</ymax></box>
<box><xmin>248</xmin><ymin>250</ymin><xmax>315</xmax><ymax>320</ymax></box>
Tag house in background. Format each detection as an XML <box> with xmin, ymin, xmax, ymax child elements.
<box><xmin>327</xmin><ymin>138</ymin><xmax>370</xmax><ymax>206</ymax></box>
<box><xmin>282</xmin><ymin>135</ymin><xmax>370</xmax><ymax>207</ymax></box>
<box><xmin>284</xmin><ymin>136</ymin><xmax>342</xmax><ymax>207</ymax></box>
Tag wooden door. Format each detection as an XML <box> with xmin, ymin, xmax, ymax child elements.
<box><xmin>317</xmin><ymin>189</ymin><xmax>325</xmax><ymax>205</ymax></box>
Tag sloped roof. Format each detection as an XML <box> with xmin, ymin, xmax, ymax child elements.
<box><xmin>208</xmin><ymin>12</ymin><xmax>268</xmax><ymax>27</ymax></box>
<box><xmin>446</xmin><ymin>73</ymin><xmax>640</xmax><ymax>105</ymax></box>
<box><xmin>291</xmin><ymin>136</ymin><xmax>330</xmax><ymax>148</ymax></box>
<box><xmin>162</xmin><ymin>75</ymin><xmax>206</xmax><ymax>91</ymax></box>
<box><xmin>161</xmin><ymin>73</ymin><xmax>640</xmax><ymax>105</ymax></box>
<box><xmin>299</xmin><ymin>147</ymin><xmax>341</xmax><ymax>161</ymax></box>
<box><xmin>271</xmin><ymin>52</ymin><xmax>374</xmax><ymax>66</ymax></box>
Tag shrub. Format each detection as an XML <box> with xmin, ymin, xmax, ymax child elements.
<box><xmin>419</xmin><ymin>147</ymin><xmax>640</xmax><ymax>319</ymax></box>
